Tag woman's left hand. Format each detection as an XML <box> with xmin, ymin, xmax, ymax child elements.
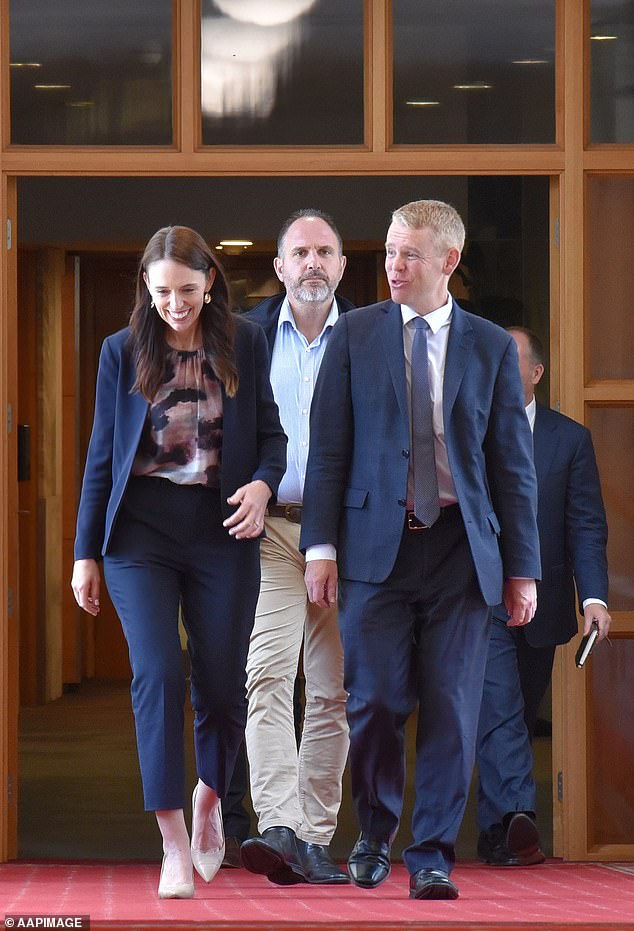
<box><xmin>224</xmin><ymin>480</ymin><xmax>272</xmax><ymax>539</ymax></box>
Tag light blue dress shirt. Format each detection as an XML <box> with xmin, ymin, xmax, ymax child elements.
<box><xmin>270</xmin><ymin>296</ymin><xmax>340</xmax><ymax>505</ymax></box>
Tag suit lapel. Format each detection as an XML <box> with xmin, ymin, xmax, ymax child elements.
<box><xmin>381</xmin><ymin>301</ymin><xmax>409</xmax><ymax>426</ymax></box>
<box><xmin>443</xmin><ymin>302</ymin><xmax>474</xmax><ymax>424</ymax></box>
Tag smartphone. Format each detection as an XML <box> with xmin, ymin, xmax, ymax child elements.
<box><xmin>575</xmin><ymin>621</ymin><xmax>600</xmax><ymax>668</ymax></box>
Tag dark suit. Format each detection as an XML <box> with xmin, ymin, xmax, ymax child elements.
<box><xmin>476</xmin><ymin>402</ymin><xmax>608</xmax><ymax>830</ymax></box>
<box><xmin>74</xmin><ymin>319</ymin><xmax>286</xmax><ymax>811</ymax></box>
<box><xmin>300</xmin><ymin>299</ymin><xmax>540</xmax><ymax>875</ymax></box>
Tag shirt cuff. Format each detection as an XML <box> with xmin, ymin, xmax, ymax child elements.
<box><xmin>305</xmin><ymin>544</ymin><xmax>337</xmax><ymax>562</ymax></box>
<box><xmin>582</xmin><ymin>598</ymin><xmax>608</xmax><ymax>610</ymax></box>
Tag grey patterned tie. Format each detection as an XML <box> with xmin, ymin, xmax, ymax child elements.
<box><xmin>411</xmin><ymin>316</ymin><xmax>440</xmax><ymax>527</ymax></box>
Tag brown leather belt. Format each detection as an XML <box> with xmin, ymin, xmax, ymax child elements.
<box><xmin>267</xmin><ymin>503</ymin><xmax>303</xmax><ymax>524</ymax></box>
<box><xmin>406</xmin><ymin>503</ymin><xmax>460</xmax><ymax>531</ymax></box>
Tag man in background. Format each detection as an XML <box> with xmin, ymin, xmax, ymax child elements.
<box><xmin>476</xmin><ymin>326</ymin><xmax>610</xmax><ymax>866</ymax></box>
<box><xmin>240</xmin><ymin>209</ymin><xmax>352</xmax><ymax>885</ymax></box>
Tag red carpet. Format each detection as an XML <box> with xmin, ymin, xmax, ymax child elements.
<box><xmin>1</xmin><ymin>861</ymin><xmax>633</xmax><ymax>930</ymax></box>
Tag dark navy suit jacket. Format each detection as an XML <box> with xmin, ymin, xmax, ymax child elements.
<box><xmin>514</xmin><ymin>402</ymin><xmax>608</xmax><ymax>647</ymax></box>
<box><xmin>74</xmin><ymin>317</ymin><xmax>287</xmax><ymax>560</ymax></box>
<box><xmin>300</xmin><ymin>299</ymin><xmax>541</xmax><ymax>605</ymax></box>
<box><xmin>244</xmin><ymin>291</ymin><xmax>355</xmax><ymax>356</ymax></box>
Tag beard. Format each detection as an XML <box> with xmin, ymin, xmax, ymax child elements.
<box><xmin>290</xmin><ymin>277</ymin><xmax>334</xmax><ymax>304</ymax></box>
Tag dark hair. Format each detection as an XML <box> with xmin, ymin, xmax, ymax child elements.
<box><xmin>277</xmin><ymin>208</ymin><xmax>343</xmax><ymax>257</ymax></box>
<box><xmin>507</xmin><ymin>326</ymin><xmax>545</xmax><ymax>367</ymax></box>
<box><xmin>129</xmin><ymin>226</ymin><xmax>238</xmax><ymax>400</ymax></box>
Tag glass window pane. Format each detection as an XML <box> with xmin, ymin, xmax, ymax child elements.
<box><xmin>200</xmin><ymin>0</ymin><xmax>364</xmax><ymax>146</ymax></box>
<box><xmin>586</xmin><ymin>406</ymin><xmax>634</xmax><ymax>612</ymax></box>
<box><xmin>9</xmin><ymin>0</ymin><xmax>172</xmax><ymax>145</ymax></box>
<box><xmin>588</xmin><ymin>637</ymin><xmax>634</xmax><ymax>846</ymax></box>
<box><xmin>586</xmin><ymin>176</ymin><xmax>634</xmax><ymax>380</ymax></box>
<box><xmin>393</xmin><ymin>0</ymin><xmax>556</xmax><ymax>144</ymax></box>
<box><xmin>590</xmin><ymin>0</ymin><xmax>634</xmax><ymax>143</ymax></box>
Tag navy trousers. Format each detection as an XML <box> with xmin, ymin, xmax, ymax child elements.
<box><xmin>104</xmin><ymin>476</ymin><xmax>260</xmax><ymax>812</ymax></box>
<box><xmin>476</xmin><ymin>616</ymin><xmax>555</xmax><ymax>830</ymax></box>
<box><xmin>339</xmin><ymin>506</ymin><xmax>491</xmax><ymax>876</ymax></box>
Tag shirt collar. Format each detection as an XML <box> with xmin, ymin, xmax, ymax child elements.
<box><xmin>525</xmin><ymin>396</ymin><xmax>537</xmax><ymax>431</ymax></box>
<box><xmin>400</xmin><ymin>294</ymin><xmax>453</xmax><ymax>334</ymax></box>
<box><xmin>278</xmin><ymin>295</ymin><xmax>340</xmax><ymax>338</ymax></box>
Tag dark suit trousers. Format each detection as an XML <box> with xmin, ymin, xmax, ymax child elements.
<box><xmin>104</xmin><ymin>477</ymin><xmax>260</xmax><ymax>812</ymax></box>
<box><xmin>339</xmin><ymin>506</ymin><xmax>491</xmax><ymax>876</ymax></box>
<box><xmin>475</xmin><ymin>616</ymin><xmax>555</xmax><ymax>830</ymax></box>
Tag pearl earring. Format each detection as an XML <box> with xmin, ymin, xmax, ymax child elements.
<box><xmin>204</xmin><ymin>292</ymin><xmax>211</xmax><ymax>304</ymax></box>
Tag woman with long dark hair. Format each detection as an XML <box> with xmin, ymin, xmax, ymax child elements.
<box><xmin>71</xmin><ymin>226</ymin><xmax>286</xmax><ymax>898</ymax></box>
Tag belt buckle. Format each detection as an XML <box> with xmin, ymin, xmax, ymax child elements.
<box><xmin>407</xmin><ymin>511</ymin><xmax>428</xmax><ymax>531</ymax></box>
<box><xmin>284</xmin><ymin>505</ymin><xmax>302</xmax><ymax>524</ymax></box>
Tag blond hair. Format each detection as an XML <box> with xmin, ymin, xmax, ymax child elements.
<box><xmin>391</xmin><ymin>200</ymin><xmax>465</xmax><ymax>253</ymax></box>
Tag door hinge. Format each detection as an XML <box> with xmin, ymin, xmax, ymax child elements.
<box><xmin>8</xmin><ymin>587</ymin><xmax>14</xmax><ymax>619</ymax></box>
<box><xmin>6</xmin><ymin>218</ymin><xmax>12</xmax><ymax>250</ymax></box>
<box><xmin>7</xmin><ymin>402</ymin><xmax>13</xmax><ymax>433</ymax></box>
<box><xmin>8</xmin><ymin>773</ymin><xmax>14</xmax><ymax>804</ymax></box>
<box><xmin>557</xmin><ymin>770</ymin><xmax>563</xmax><ymax>802</ymax></box>
<box><xmin>553</xmin><ymin>218</ymin><xmax>560</xmax><ymax>248</ymax></box>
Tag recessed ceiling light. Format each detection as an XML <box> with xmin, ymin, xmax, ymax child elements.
<box><xmin>66</xmin><ymin>100</ymin><xmax>95</xmax><ymax>109</ymax></box>
<box><xmin>34</xmin><ymin>84</ymin><xmax>71</xmax><ymax>90</ymax></box>
<box><xmin>10</xmin><ymin>62</ymin><xmax>42</xmax><ymax>68</ymax></box>
<box><xmin>590</xmin><ymin>35</ymin><xmax>618</xmax><ymax>40</ymax></box>
<box><xmin>453</xmin><ymin>82</ymin><xmax>493</xmax><ymax>90</ymax></box>
<box><xmin>220</xmin><ymin>240</ymin><xmax>253</xmax><ymax>246</ymax></box>
<box><xmin>512</xmin><ymin>59</ymin><xmax>550</xmax><ymax>65</ymax></box>
<box><xmin>406</xmin><ymin>100</ymin><xmax>440</xmax><ymax>107</ymax></box>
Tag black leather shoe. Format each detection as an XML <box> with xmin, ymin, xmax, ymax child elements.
<box><xmin>296</xmin><ymin>840</ymin><xmax>350</xmax><ymax>884</ymax></box>
<box><xmin>240</xmin><ymin>827</ymin><xmax>307</xmax><ymax>885</ymax></box>
<box><xmin>347</xmin><ymin>835</ymin><xmax>391</xmax><ymax>889</ymax></box>
<box><xmin>221</xmin><ymin>835</ymin><xmax>243</xmax><ymax>868</ymax></box>
<box><xmin>409</xmin><ymin>868</ymin><xmax>459</xmax><ymax>900</ymax></box>
<box><xmin>505</xmin><ymin>812</ymin><xmax>545</xmax><ymax>865</ymax></box>
<box><xmin>478</xmin><ymin>813</ymin><xmax>545</xmax><ymax>866</ymax></box>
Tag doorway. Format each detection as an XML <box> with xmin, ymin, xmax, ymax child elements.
<box><xmin>15</xmin><ymin>174</ymin><xmax>551</xmax><ymax>861</ymax></box>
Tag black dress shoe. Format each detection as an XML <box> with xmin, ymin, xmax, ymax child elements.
<box><xmin>221</xmin><ymin>835</ymin><xmax>243</xmax><ymax>868</ymax></box>
<box><xmin>296</xmin><ymin>840</ymin><xmax>350</xmax><ymax>884</ymax></box>
<box><xmin>478</xmin><ymin>813</ymin><xmax>545</xmax><ymax>866</ymax></box>
<box><xmin>240</xmin><ymin>826</ymin><xmax>307</xmax><ymax>885</ymax></box>
<box><xmin>347</xmin><ymin>835</ymin><xmax>391</xmax><ymax>889</ymax></box>
<box><xmin>505</xmin><ymin>812</ymin><xmax>545</xmax><ymax>865</ymax></box>
<box><xmin>409</xmin><ymin>868</ymin><xmax>459</xmax><ymax>900</ymax></box>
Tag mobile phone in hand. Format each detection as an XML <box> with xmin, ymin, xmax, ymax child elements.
<box><xmin>575</xmin><ymin>620</ymin><xmax>600</xmax><ymax>668</ymax></box>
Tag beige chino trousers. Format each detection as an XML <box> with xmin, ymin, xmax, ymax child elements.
<box><xmin>245</xmin><ymin>516</ymin><xmax>349</xmax><ymax>844</ymax></box>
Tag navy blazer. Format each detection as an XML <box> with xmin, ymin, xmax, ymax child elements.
<box><xmin>74</xmin><ymin>316</ymin><xmax>287</xmax><ymax>560</ymax></box>
<box><xmin>244</xmin><ymin>291</ymin><xmax>355</xmax><ymax>356</ymax></box>
<box><xmin>300</xmin><ymin>299</ymin><xmax>541</xmax><ymax>606</ymax></box>
<box><xmin>521</xmin><ymin>402</ymin><xmax>608</xmax><ymax>647</ymax></box>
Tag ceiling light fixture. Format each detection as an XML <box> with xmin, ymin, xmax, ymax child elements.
<box><xmin>590</xmin><ymin>35</ymin><xmax>618</xmax><ymax>40</ymax></box>
<box><xmin>453</xmin><ymin>82</ymin><xmax>492</xmax><ymax>90</ymax></box>
<box><xmin>219</xmin><ymin>239</ymin><xmax>253</xmax><ymax>255</ymax></box>
<box><xmin>512</xmin><ymin>59</ymin><xmax>550</xmax><ymax>65</ymax></box>
<box><xmin>10</xmin><ymin>62</ymin><xmax>42</xmax><ymax>68</ymax></box>
<box><xmin>406</xmin><ymin>100</ymin><xmax>440</xmax><ymax>107</ymax></box>
<box><xmin>34</xmin><ymin>84</ymin><xmax>71</xmax><ymax>90</ymax></box>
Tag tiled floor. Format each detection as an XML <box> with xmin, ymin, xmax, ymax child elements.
<box><xmin>17</xmin><ymin>677</ymin><xmax>553</xmax><ymax>863</ymax></box>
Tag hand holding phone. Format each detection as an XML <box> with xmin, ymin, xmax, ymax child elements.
<box><xmin>575</xmin><ymin>620</ymin><xmax>600</xmax><ymax>668</ymax></box>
